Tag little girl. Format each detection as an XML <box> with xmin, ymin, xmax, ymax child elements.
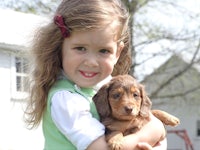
<box><xmin>25</xmin><ymin>0</ymin><xmax>166</xmax><ymax>149</ymax></box>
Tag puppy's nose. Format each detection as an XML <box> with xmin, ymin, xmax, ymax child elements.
<box><xmin>124</xmin><ymin>106</ymin><xmax>133</xmax><ymax>114</ymax></box>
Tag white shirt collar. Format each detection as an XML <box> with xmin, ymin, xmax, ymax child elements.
<box><xmin>59</xmin><ymin>70</ymin><xmax>112</xmax><ymax>91</ymax></box>
<box><xmin>93</xmin><ymin>75</ymin><xmax>112</xmax><ymax>91</ymax></box>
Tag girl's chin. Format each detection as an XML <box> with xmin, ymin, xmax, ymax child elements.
<box><xmin>77</xmin><ymin>82</ymin><xmax>97</xmax><ymax>88</ymax></box>
<box><xmin>75</xmin><ymin>77</ymin><xmax>101</xmax><ymax>88</ymax></box>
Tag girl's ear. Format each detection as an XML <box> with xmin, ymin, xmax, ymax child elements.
<box><xmin>116</xmin><ymin>41</ymin><xmax>124</xmax><ymax>58</ymax></box>
<box><xmin>114</xmin><ymin>41</ymin><xmax>124</xmax><ymax>65</ymax></box>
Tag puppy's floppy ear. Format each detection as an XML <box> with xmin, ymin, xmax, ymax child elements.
<box><xmin>93</xmin><ymin>83</ymin><xmax>111</xmax><ymax>120</ymax></box>
<box><xmin>139</xmin><ymin>84</ymin><xmax>152</xmax><ymax>117</ymax></box>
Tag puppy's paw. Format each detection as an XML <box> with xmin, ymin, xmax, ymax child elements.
<box><xmin>165</xmin><ymin>116</ymin><xmax>180</xmax><ymax>127</ymax></box>
<box><xmin>168</xmin><ymin>116</ymin><xmax>180</xmax><ymax>126</ymax></box>
<box><xmin>108</xmin><ymin>139</ymin><xmax>124</xmax><ymax>150</ymax></box>
<box><xmin>106</xmin><ymin>131</ymin><xmax>124</xmax><ymax>150</ymax></box>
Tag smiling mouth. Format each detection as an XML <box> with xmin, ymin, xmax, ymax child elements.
<box><xmin>80</xmin><ymin>71</ymin><xmax>98</xmax><ymax>78</ymax></box>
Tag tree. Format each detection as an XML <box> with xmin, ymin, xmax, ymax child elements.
<box><xmin>122</xmin><ymin>0</ymin><xmax>200</xmax><ymax>75</ymax></box>
<box><xmin>122</xmin><ymin>0</ymin><xmax>200</xmax><ymax>100</ymax></box>
<box><xmin>1</xmin><ymin>0</ymin><xmax>200</xmax><ymax>100</ymax></box>
<box><xmin>0</xmin><ymin>0</ymin><xmax>58</xmax><ymax>15</ymax></box>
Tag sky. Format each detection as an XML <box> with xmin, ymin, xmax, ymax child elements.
<box><xmin>134</xmin><ymin>0</ymin><xmax>200</xmax><ymax>80</ymax></box>
<box><xmin>0</xmin><ymin>8</ymin><xmax>48</xmax><ymax>46</ymax></box>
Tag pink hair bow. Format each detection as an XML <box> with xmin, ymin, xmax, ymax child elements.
<box><xmin>54</xmin><ymin>14</ymin><xmax>70</xmax><ymax>38</ymax></box>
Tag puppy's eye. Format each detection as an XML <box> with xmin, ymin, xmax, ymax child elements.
<box><xmin>112</xmin><ymin>93</ymin><xmax>121</xmax><ymax>99</ymax></box>
<box><xmin>133</xmin><ymin>92</ymin><xmax>139</xmax><ymax>98</ymax></box>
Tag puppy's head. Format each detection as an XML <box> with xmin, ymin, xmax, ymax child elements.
<box><xmin>93</xmin><ymin>75</ymin><xmax>152</xmax><ymax>121</ymax></box>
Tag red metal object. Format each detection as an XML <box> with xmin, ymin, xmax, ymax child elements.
<box><xmin>167</xmin><ymin>129</ymin><xmax>194</xmax><ymax>150</ymax></box>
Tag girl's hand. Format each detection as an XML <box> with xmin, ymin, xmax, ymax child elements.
<box><xmin>137</xmin><ymin>138</ymin><xmax>167</xmax><ymax>150</ymax></box>
<box><xmin>137</xmin><ymin>142</ymin><xmax>152</xmax><ymax>150</ymax></box>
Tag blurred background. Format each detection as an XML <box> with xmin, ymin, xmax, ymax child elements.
<box><xmin>0</xmin><ymin>0</ymin><xmax>199</xmax><ymax>149</ymax></box>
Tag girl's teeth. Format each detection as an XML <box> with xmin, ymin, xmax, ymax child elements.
<box><xmin>85</xmin><ymin>73</ymin><xmax>92</xmax><ymax>76</ymax></box>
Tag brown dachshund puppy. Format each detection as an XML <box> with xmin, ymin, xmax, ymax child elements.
<box><xmin>93</xmin><ymin>74</ymin><xmax>180</xmax><ymax>150</ymax></box>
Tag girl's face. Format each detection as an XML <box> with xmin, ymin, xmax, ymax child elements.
<box><xmin>62</xmin><ymin>24</ymin><xmax>124</xmax><ymax>88</ymax></box>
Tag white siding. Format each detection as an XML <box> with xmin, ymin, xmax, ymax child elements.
<box><xmin>143</xmin><ymin>55</ymin><xmax>200</xmax><ymax>150</ymax></box>
<box><xmin>0</xmin><ymin>50</ymin><xmax>44</xmax><ymax>150</ymax></box>
<box><xmin>153</xmin><ymin>99</ymin><xmax>200</xmax><ymax>150</ymax></box>
<box><xmin>0</xmin><ymin>9</ymin><xmax>46</xmax><ymax>150</ymax></box>
<box><xmin>0</xmin><ymin>51</ymin><xmax>12</xmax><ymax>121</ymax></box>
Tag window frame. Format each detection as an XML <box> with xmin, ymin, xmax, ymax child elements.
<box><xmin>197</xmin><ymin>120</ymin><xmax>200</xmax><ymax>137</ymax></box>
<box><xmin>11</xmin><ymin>55</ymin><xmax>28</xmax><ymax>101</ymax></box>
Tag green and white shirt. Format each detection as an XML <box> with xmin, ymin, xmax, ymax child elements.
<box><xmin>43</xmin><ymin>72</ymin><xmax>111</xmax><ymax>150</ymax></box>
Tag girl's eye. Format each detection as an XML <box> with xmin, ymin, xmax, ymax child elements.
<box><xmin>99</xmin><ymin>49</ymin><xmax>110</xmax><ymax>54</ymax></box>
<box><xmin>75</xmin><ymin>47</ymin><xmax>86</xmax><ymax>51</ymax></box>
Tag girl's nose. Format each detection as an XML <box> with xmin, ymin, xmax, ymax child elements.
<box><xmin>83</xmin><ymin>54</ymin><xmax>99</xmax><ymax>67</ymax></box>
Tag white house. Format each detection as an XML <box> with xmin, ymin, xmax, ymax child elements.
<box><xmin>0</xmin><ymin>9</ymin><xmax>48</xmax><ymax>150</ymax></box>
<box><xmin>143</xmin><ymin>55</ymin><xmax>200</xmax><ymax>150</ymax></box>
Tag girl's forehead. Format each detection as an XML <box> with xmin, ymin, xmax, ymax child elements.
<box><xmin>72</xmin><ymin>25</ymin><xmax>119</xmax><ymax>43</ymax></box>
<box><xmin>76</xmin><ymin>20</ymin><xmax>121</xmax><ymax>41</ymax></box>
<box><xmin>69</xmin><ymin>30</ymin><xmax>117</xmax><ymax>47</ymax></box>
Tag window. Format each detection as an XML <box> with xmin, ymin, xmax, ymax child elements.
<box><xmin>197</xmin><ymin>120</ymin><xmax>200</xmax><ymax>137</ymax></box>
<box><xmin>11</xmin><ymin>56</ymin><xmax>28</xmax><ymax>100</ymax></box>
<box><xmin>15</xmin><ymin>57</ymin><xmax>28</xmax><ymax>92</ymax></box>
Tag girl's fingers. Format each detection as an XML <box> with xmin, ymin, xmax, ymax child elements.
<box><xmin>137</xmin><ymin>142</ymin><xmax>153</xmax><ymax>150</ymax></box>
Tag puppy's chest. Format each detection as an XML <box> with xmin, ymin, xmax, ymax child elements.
<box><xmin>104</xmin><ymin>117</ymin><xmax>148</xmax><ymax>136</ymax></box>
<box><xmin>123</xmin><ymin>118</ymin><xmax>147</xmax><ymax>135</ymax></box>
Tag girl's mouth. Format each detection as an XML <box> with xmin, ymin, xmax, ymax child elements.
<box><xmin>80</xmin><ymin>71</ymin><xmax>98</xmax><ymax>78</ymax></box>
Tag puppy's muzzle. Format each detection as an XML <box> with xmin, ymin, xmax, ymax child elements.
<box><xmin>124</xmin><ymin>106</ymin><xmax>133</xmax><ymax>114</ymax></box>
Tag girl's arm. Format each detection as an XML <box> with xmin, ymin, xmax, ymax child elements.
<box><xmin>122</xmin><ymin>113</ymin><xmax>166</xmax><ymax>150</ymax></box>
<box><xmin>137</xmin><ymin>138</ymin><xmax>167</xmax><ymax>150</ymax></box>
<box><xmin>87</xmin><ymin>113</ymin><xmax>166</xmax><ymax>150</ymax></box>
<box><xmin>87</xmin><ymin>135</ymin><xmax>109</xmax><ymax>150</ymax></box>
